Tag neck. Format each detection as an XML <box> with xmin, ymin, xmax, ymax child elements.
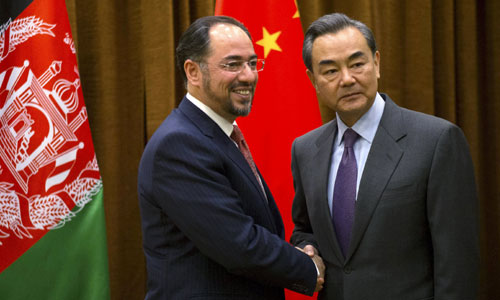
<box><xmin>187</xmin><ymin>88</ymin><xmax>236</xmax><ymax>123</ymax></box>
<box><xmin>338</xmin><ymin>114</ymin><xmax>360</xmax><ymax>128</ymax></box>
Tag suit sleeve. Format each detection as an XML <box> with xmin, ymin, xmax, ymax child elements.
<box><xmin>151</xmin><ymin>131</ymin><xmax>317</xmax><ymax>295</ymax></box>
<box><xmin>290</xmin><ymin>139</ymin><xmax>319</xmax><ymax>250</ymax></box>
<box><xmin>427</xmin><ymin>124</ymin><xmax>479</xmax><ymax>299</ymax></box>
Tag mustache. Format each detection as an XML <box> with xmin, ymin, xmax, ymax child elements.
<box><xmin>230</xmin><ymin>82</ymin><xmax>255</xmax><ymax>89</ymax></box>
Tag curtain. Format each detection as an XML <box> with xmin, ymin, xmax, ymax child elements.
<box><xmin>65</xmin><ymin>0</ymin><xmax>499</xmax><ymax>299</ymax></box>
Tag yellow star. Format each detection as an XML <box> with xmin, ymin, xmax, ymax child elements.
<box><xmin>293</xmin><ymin>0</ymin><xmax>300</xmax><ymax>18</ymax></box>
<box><xmin>256</xmin><ymin>27</ymin><xmax>282</xmax><ymax>58</ymax></box>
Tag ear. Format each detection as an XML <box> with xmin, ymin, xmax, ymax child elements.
<box><xmin>306</xmin><ymin>69</ymin><xmax>318</xmax><ymax>91</ymax></box>
<box><xmin>374</xmin><ymin>51</ymin><xmax>381</xmax><ymax>79</ymax></box>
<box><xmin>184</xmin><ymin>59</ymin><xmax>202</xmax><ymax>87</ymax></box>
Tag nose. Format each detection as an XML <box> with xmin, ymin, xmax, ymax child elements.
<box><xmin>339</xmin><ymin>68</ymin><xmax>355</xmax><ymax>86</ymax></box>
<box><xmin>237</xmin><ymin>63</ymin><xmax>258</xmax><ymax>82</ymax></box>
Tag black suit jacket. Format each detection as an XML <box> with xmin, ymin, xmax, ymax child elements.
<box><xmin>290</xmin><ymin>94</ymin><xmax>479</xmax><ymax>300</ymax></box>
<box><xmin>138</xmin><ymin>98</ymin><xmax>317</xmax><ymax>299</ymax></box>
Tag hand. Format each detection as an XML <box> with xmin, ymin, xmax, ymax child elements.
<box><xmin>296</xmin><ymin>245</ymin><xmax>325</xmax><ymax>292</ymax></box>
<box><xmin>311</xmin><ymin>253</ymin><xmax>325</xmax><ymax>292</ymax></box>
<box><xmin>302</xmin><ymin>244</ymin><xmax>317</xmax><ymax>257</ymax></box>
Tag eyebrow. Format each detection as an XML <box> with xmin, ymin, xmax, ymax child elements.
<box><xmin>318</xmin><ymin>51</ymin><xmax>367</xmax><ymax>66</ymax></box>
<box><xmin>223</xmin><ymin>54</ymin><xmax>258</xmax><ymax>61</ymax></box>
<box><xmin>349</xmin><ymin>51</ymin><xmax>366</xmax><ymax>60</ymax></box>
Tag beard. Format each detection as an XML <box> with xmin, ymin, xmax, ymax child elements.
<box><xmin>202</xmin><ymin>69</ymin><xmax>254</xmax><ymax>117</ymax></box>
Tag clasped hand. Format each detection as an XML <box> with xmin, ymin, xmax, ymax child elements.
<box><xmin>296</xmin><ymin>245</ymin><xmax>325</xmax><ymax>292</ymax></box>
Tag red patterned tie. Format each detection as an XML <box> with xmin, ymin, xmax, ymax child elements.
<box><xmin>230</xmin><ymin>125</ymin><xmax>266</xmax><ymax>198</ymax></box>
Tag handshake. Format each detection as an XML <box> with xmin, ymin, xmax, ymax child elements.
<box><xmin>296</xmin><ymin>245</ymin><xmax>326</xmax><ymax>292</ymax></box>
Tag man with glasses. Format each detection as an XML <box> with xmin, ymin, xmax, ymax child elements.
<box><xmin>138</xmin><ymin>16</ymin><xmax>324</xmax><ymax>300</ymax></box>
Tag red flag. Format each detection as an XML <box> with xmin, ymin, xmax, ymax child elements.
<box><xmin>0</xmin><ymin>0</ymin><xmax>109</xmax><ymax>298</ymax></box>
<box><xmin>215</xmin><ymin>1</ymin><xmax>322</xmax><ymax>299</ymax></box>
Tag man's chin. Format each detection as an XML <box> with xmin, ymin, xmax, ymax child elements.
<box><xmin>231</xmin><ymin>104</ymin><xmax>252</xmax><ymax>117</ymax></box>
<box><xmin>338</xmin><ymin>97</ymin><xmax>370</xmax><ymax>112</ymax></box>
<box><xmin>234</xmin><ymin>108</ymin><xmax>251</xmax><ymax>117</ymax></box>
<box><xmin>229</xmin><ymin>99</ymin><xmax>252</xmax><ymax>117</ymax></box>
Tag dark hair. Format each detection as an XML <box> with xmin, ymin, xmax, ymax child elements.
<box><xmin>175</xmin><ymin>16</ymin><xmax>252</xmax><ymax>84</ymax></box>
<box><xmin>302</xmin><ymin>13</ymin><xmax>377</xmax><ymax>71</ymax></box>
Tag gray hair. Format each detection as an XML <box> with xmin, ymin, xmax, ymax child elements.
<box><xmin>303</xmin><ymin>13</ymin><xmax>377</xmax><ymax>71</ymax></box>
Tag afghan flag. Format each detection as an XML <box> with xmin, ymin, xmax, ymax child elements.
<box><xmin>0</xmin><ymin>0</ymin><xmax>110</xmax><ymax>299</ymax></box>
<box><xmin>215</xmin><ymin>1</ymin><xmax>323</xmax><ymax>298</ymax></box>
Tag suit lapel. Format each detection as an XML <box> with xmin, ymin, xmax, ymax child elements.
<box><xmin>345</xmin><ymin>95</ymin><xmax>406</xmax><ymax>262</ymax></box>
<box><xmin>222</xmin><ymin>137</ymin><xmax>271</xmax><ymax>204</ymax></box>
<box><xmin>178</xmin><ymin>98</ymin><xmax>275</xmax><ymax>223</ymax></box>
<box><xmin>262</xmin><ymin>180</ymin><xmax>284</xmax><ymax>237</ymax></box>
<box><xmin>303</xmin><ymin>121</ymin><xmax>345</xmax><ymax>264</ymax></box>
<box><xmin>219</xmin><ymin>133</ymin><xmax>281</xmax><ymax>235</ymax></box>
<box><xmin>178</xmin><ymin>98</ymin><xmax>267</xmax><ymax>202</ymax></box>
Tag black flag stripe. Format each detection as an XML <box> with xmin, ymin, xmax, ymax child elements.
<box><xmin>0</xmin><ymin>0</ymin><xmax>34</xmax><ymax>28</ymax></box>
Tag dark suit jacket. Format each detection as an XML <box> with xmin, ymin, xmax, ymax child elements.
<box><xmin>138</xmin><ymin>97</ymin><xmax>317</xmax><ymax>300</ymax></box>
<box><xmin>290</xmin><ymin>94</ymin><xmax>479</xmax><ymax>300</ymax></box>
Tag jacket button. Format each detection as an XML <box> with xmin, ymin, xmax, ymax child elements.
<box><xmin>344</xmin><ymin>266</ymin><xmax>352</xmax><ymax>274</ymax></box>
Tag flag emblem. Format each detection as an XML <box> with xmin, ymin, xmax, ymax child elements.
<box><xmin>0</xmin><ymin>1</ymin><xmax>103</xmax><ymax>271</ymax></box>
<box><xmin>0</xmin><ymin>16</ymin><xmax>56</xmax><ymax>63</ymax></box>
<box><xmin>0</xmin><ymin>1</ymin><xmax>109</xmax><ymax>298</ymax></box>
<box><xmin>0</xmin><ymin>52</ymin><xmax>101</xmax><ymax>243</ymax></box>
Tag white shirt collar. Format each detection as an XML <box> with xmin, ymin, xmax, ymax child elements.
<box><xmin>336</xmin><ymin>92</ymin><xmax>385</xmax><ymax>145</ymax></box>
<box><xmin>186</xmin><ymin>93</ymin><xmax>235</xmax><ymax>137</ymax></box>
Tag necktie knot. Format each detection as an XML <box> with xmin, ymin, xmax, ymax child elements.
<box><xmin>343</xmin><ymin>128</ymin><xmax>358</xmax><ymax>148</ymax></box>
<box><xmin>230</xmin><ymin>125</ymin><xmax>244</xmax><ymax>144</ymax></box>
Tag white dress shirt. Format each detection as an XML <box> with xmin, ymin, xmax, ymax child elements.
<box><xmin>327</xmin><ymin>93</ymin><xmax>385</xmax><ymax>212</ymax></box>
<box><xmin>186</xmin><ymin>93</ymin><xmax>234</xmax><ymax>137</ymax></box>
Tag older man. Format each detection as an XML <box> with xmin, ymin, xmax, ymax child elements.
<box><xmin>291</xmin><ymin>13</ymin><xmax>479</xmax><ymax>300</ymax></box>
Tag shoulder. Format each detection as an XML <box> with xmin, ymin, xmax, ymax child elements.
<box><xmin>139</xmin><ymin>109</ymin><xmax>218</xmax><ymax>175</ymax></box>
<box><xmin>382</xmin><ymin>94</ymin><xmax>463</xmax><ymax>141</ymax></box>
<box><xmin>146</xmin><ymin>110</ymin><xmax>198</xmax><ymax>151</ymax></box>
<box><xmin>294</xmin><ymin>120</ymin><xmax>335</xmax><ymax>146</ymax></box>
<box><xmin>152</xmin><ymin>114</ymin><xmax>219</xmax><ymax>163</ymax></box>
<box><xmin>398</xmin><ymin>105</ymin><xmax>464</xmax><ymax>141</ymax></box>
<box><xmin>290</xmin><ymin>120</ymin><xmax>335</xmax><ymax>166</ymax></box>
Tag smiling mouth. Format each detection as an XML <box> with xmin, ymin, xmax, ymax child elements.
<box><xmin>232</xmin><ymin>84</ymin><xmax>255</xmax><ymax>97</ymax></box>
<box><xmin>233</xmin><ymin>89</ymin><xmax>251</xmax><ymax>95</ymax></box>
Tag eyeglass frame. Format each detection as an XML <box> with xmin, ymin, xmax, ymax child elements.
<box><xmin>200</xmin><ymin>58</ymin><xmax>265</xmax><ymax>73</ymax></box>
<box><xmin>221</xmin><ymin>58</ymin><xmax>265</xmax><ymax>73</ymax></box>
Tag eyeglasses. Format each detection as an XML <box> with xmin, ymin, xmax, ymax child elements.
<box><xmin>219</xmin><ymin>59</ymin><xmax>265</xmax><ymax>73</ymax></box>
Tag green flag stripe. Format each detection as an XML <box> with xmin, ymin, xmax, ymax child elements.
<box><xmin>0</xmin><ymin>187</ymin><xmax>110</xmax><ymax>300</ymax></box>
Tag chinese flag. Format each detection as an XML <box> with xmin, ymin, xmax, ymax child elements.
<box><xmin>215</xmin><ymin>1</ymin><xmax>322</xmax><ymax>299</ymax></box>
<box><xmin>0</xmin><ymin>0</ymin><xmax>109</xmax><ymax>299</ymax></box>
